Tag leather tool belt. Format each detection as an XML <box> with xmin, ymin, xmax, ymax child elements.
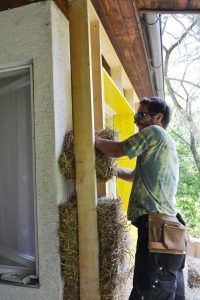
<box><xmin>148</xmin><ymin>213</ymin><xmax>189</xmax><ymax>255</ymax></box>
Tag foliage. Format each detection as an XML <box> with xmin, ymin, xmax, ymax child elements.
<box><xmin>169</xmin><ymin>129</ymin><xmax>200</xmax><ymax>237</ymax></box>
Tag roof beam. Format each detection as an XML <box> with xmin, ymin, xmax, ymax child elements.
<box><xmin>135</xmin><ymin>0</ymin><xmax>200</xmax><ymax>13</ymax></box>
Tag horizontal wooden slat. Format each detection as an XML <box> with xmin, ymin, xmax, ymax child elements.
<box><xmin>136</xmin><ymin>0</ymin><xmax>200</xmax><ymax>11</ymax></box>
<box><xmin>188</xmin><ymin>0</ymin><xmax>200</xmax><ymax>9</ymax></box>
<box><xmin>158</xmin><ymin>0</ymin><xmax>172</xmax><ymax>9</ymax></box>
<box><xmin>172</xmin><ymin>0</ymin><xmax>189</xmax><ymax>10</ymax></box>
<box><xmin>145</xmin><ymin>0</ymin><xmax>159</xmax><ymax>9</ymax></box>
<box><xmin>136</xmin><ymin>0</ymin><xmax>145</xmax><ymax>9</ymax></box>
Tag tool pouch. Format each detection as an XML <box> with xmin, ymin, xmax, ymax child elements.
<box><xmin>148</xmin><ymin>213</ymin><xmax>189</xmax><ymax>254</ymax></box>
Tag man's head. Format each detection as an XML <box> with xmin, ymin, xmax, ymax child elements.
<box><xmin>134</xmin><ymin>97</ymin><xmax>171</xmax><ymax>131</ymax></box>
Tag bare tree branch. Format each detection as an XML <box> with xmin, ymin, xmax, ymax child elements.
<box><xmin>163</xmin><ymin>16</ymin><xmax>200</xmax><ymax>175</ymax></box>
<box><xmin>164</xmin><ymin>49</ymin><xmax>184</xmax><ymax>113</ymax></box>
<box><xmin>181</xmin><ymin>82</ymin><xmax>189</xmax><ymax>100</ymax></box>
<box><xmin>161</xmin><ymin>16</ymin><xmax>168</xmax><ymax>36</ymax></box>
<box><xmin>167</xmin><ymin>20</ymin><xmax>198</xmax><ymax>55</ymax></box>
<box><xmin>164</xmin><ymin>31</ymin><xmax>179</xmax><ymax>40</ymax></box>
<box><xmin>165</xmin><ymin>78</ymin><xmax>200</xmax><ymax>89</ymax></box>
<box><xmin>173</xmin><ymin>15</ymin><xmax>200</xmax><ymax>43</ymax></box>
<box><xmin>173</xmin><ymin>89</ymin><xmax>185</xmax><ymax>101</ymax></box>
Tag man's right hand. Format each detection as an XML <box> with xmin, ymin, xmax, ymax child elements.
<box><xmin>117</xmin><ymin>167</ymin><xmax>135</xmax><ymax>182</ymax></box>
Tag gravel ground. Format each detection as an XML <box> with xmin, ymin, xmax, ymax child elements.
<box><xmin>186</xmin><ymin>287</ymin><xmax>200</xmax><ymax>299</ymax></box>
<box><xmin>186</xmin><ymin>255</ymin><xmax>200</xmax><ymax>299</ymax></box>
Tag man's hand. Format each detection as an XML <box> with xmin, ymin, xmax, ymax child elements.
<box><xmin>117</xmin><ymin>167</ymin><xmax>135</xmax><ymax>182</ymax></box>
<box><xmin>95</xmin><ymin>137</ymin><xmax>126</xmax><ymax>158</ymax></box>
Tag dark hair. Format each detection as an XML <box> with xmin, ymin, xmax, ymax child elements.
<box><xmin>140</xmin><ymin>96</ymin><xmax>171</xmax><ymax>128</ymax></box>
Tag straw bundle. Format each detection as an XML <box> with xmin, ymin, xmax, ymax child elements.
<box><xmin>59</xmin><ymin>128</ymin><xmax>119</xmax><ymax>182</ymax></box>
<box><xmin>58</xmin><ymin>195</ymin><xmax>79</xmax><ymax>300</ymax></box>
<box><xmin>59</xmin><ymin>131</ymin><xmax>75</xmax><ymax>179</ymax></box>
<box><xmin>97</xmin><ymin>197</ymin><xmax>132</xmax><ymax>299</ymax></box>
<box><xmin>95</xmin><ymin>128</ymin><xmax>119</xmax><ymax>182</ymax></box>
<box><xmin>58</xmin><ymin>196</ymin><xmax>132</xmax><ymax>300</ymax></box>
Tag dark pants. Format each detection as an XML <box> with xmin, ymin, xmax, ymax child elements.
<box><xmin>129</xmin><ymin>215</ymin><xmax>185</xmax><ymax>300</ymax></box>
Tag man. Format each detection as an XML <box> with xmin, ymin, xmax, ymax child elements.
<box><xmin>95</xmin><ymin>97</ymin><xmax>185</xmax><ymax>300</ymax></box>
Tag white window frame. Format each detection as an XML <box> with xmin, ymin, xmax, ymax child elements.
<box><xmin>0</xmin><ymin>64</ymin><xmax>38</xmax><ymax>278</ymax></box>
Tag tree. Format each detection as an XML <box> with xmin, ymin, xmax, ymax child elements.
<box><xmin>169</xmin><ymin>128</ymin><xmax>200</xmax><ymax>236</ymax></box>
<box><xmin>162</xmin><ymin>15</ymin><xmax>200</xmax><ymax>236</ymax></box>
<box><xmin>162</xmin><ymin>15</ymin><xmax>200</xmax><ymax>175</ymax></box>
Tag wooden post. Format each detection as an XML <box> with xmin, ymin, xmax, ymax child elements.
<box><xmin>111</xmin><ymin>65</ymin><xmax>123</xmax><ymax>93</ymax></box>
<box><xmin>68</xmin><ymin>1</ymin><xmax>100</xmax><ymax>299</ymax></box>
<box><xmin>90</xmin><ymin>19</ymin><xmax>106</xmax><ymax>198</ymax></box>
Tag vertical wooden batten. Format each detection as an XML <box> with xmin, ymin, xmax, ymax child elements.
<box><xmin>91</xmin><ymin>20</ymin><xmax>105</xmax><ymax>129</ymax></box>
<box><xmin>124</xmin><ymin>89</ymin><xmax>134</xmax><ymax>109</ymax></box>
<box><xmin>90</xmin><ymin>19</ymin><xmax>106</xmax><ymax>198</ymax></box>
<box><xmin>68</xmin><ymin>1</ymin><xmax>100</xmax><ymax>299</ymax></box>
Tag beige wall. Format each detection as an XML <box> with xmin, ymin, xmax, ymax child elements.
<box><xmin>0</xmin><ymin>1</ymin><xmax>72</xmax><ymax>299</ymax></box>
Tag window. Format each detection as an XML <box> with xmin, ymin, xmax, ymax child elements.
<box><xmin>0</xmin><ymin>66</ymin><xmax>38</xmax><ymax>285</ymax></box>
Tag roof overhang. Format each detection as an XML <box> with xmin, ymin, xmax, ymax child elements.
<box><xmin>136</xmin><ymin>0</ymin><xmax>200</xmax><ymax>13</ymax></box>
<box><xmin>91</xmin><ymin>0</ymin><xmax>155</xmax><ymax>99</ymax></box>
<box><xmin>2</xmin><ymin>1</ymin><xmax>198</xmax><ymax>99</ymax></box>
<box><xmin>0</xmin><ymin>0</ymin><xmax>156</xmax><ymax>99</ymax></box>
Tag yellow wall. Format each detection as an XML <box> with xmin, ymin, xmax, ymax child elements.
<box><xmin>103</xmin><ymin>69</ymin><xmax>136</xmax><ymax>211</ymax></box>
<box><xmin>114</xmin><ymin>114</ymin><xmax>136</xmax><ymax>211</ymax></box>
<box><xmin>103</xmin><ymin>69</ymin><xmax>133</xmax><ymax>115</ymax></box>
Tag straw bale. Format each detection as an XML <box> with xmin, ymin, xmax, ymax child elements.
<box><xmin>97</xmin><ymin>197</ymin><xmax>132</xmax><ymax>300</ymax></box>
<box><xmin>59</xmin><ymin>131</ymin><xmax>75</xmax><ymax>180</ymax></box>
<box><xmin>188</xmin><ymin>256</ymin><xmax>200</xmax><ymax>288</ymax></box>
<box><xmin>95</xmin><ymin>128</ymin><xmax>119</xmax><ymax>140</ymax></box>
<box><xmin>58</xmin><ymin>196</ymin><xmax>132</xmax><ymax>300</ymax></box>
<box><xmin>59</xmin><ymin>128</ymin><xmax>119</xmax><ymax>182</ymax></box>
<box><xmin>58</xmin><ymin>195</ymin><xmax>79</xmax><ymax>300</ymax></box>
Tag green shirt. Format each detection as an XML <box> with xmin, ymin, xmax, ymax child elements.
<box><xmin>124</xmin><ymin>125</ymin><xmax>178</xmax><ymax>223</ymax></box>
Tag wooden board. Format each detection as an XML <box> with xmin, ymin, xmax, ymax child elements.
<box><xmin>90</xmin><ymin>19</ymin><xmax>107</xmax><ymax>197</ymax></box>
<box><xmin>91</xmin><ymin>20</ymin><xmax>105</xmax><ymax>130</ymax></box>
<box><xmin>68</xmin><ymin>1</ymin><xmax>100</xmax><ymax>299</ymax></box>
<box><xmin>136</xmin><ymin>0</ymin><xmax>200</xmax><ymax>12</ymax></box>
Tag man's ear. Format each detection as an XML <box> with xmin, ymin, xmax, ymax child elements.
<box><xmin>154</xmin><ymin>113</ymin><xmax>163</xmax><ymax>125</ymax></box>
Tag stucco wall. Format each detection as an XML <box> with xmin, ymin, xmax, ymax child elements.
<box><xmin>0</xmin><ymin>1</ymin><xmax>72</xmax><ymax>299</ymax></box>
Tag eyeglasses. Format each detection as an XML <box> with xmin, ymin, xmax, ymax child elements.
<box><xmin>134</xmin><ymin>112</ymin><xmax>157</xmax><ymax>121</ymax></box>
